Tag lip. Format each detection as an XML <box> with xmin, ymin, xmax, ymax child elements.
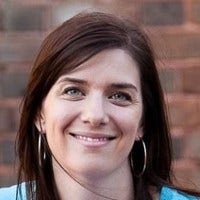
<box><xmin>69</xmin><ymin>132</ymin><xmax>116</xmax><ymax>147</ymax></box>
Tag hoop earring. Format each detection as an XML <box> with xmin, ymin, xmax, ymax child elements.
<box><xmin>38</xmin><ymin>134</ymin><xmax>46</xmax><ymax>167</ymax></box>
<box><xmin>130</xmin><ymin>138</ymin><xmax>147</xmax><ymax>177</ymax></box>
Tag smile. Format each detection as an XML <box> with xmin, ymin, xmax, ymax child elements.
<box><xmin>69</xmin><ymin>132</ymin><xmax>116</xmax><ymax>147</ymax></box>
<box><xmin>74</xmin><ymin>135</ymin><xmax>110</xmax><ymax>142</ymax></box>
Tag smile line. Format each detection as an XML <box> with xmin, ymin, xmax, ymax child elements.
<box><xmin>69</xmin><ymin>133</ymin><xmax>116</xmax><ymax>142</ymax></box>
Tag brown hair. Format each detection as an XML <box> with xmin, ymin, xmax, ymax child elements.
<box><xmin>16</xmin><ymin>12</ymin><xmax>199</xmax><ymax>200</ymax></box>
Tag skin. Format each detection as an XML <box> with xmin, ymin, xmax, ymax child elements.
<box><xmin>36</xmin><ymin>49</ymin><xmax>144</xmax><ymax>200</ymax></box>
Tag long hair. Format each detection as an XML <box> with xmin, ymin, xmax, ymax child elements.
<box><xmin>16</xmin><ymin>12</ymin><xmax>197</xmax><ymax>200</ymax></box>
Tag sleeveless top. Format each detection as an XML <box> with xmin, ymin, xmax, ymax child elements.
<box><xmin>0</xmin><ymin>183</ymin><xmax>199</xmax><ymax>200</ymax></box>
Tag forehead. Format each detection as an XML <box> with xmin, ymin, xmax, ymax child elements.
<box><xmin>57</xmin><ymin>48</ymin><xmax>140</xmax><ymax>86</ymax></box>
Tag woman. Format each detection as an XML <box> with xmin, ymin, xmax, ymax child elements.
<box><xmin>0</xmin><ymin>12</ymin><xmax>199</xmax><ymax>200</ymax></box>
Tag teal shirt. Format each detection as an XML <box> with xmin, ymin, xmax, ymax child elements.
<box><xmin>160</xmin><ymin>187</ymin><xmax>199</xmax><ymax>200</ymax></box>
<box><xmin>0</xmin><ymin>183</ymin><xmax>199</xmax><ymax>200</ymax></box>
<box><xmin>0</xmin><ymin>183</ymin><xmax>26</xmax><ymax>200</ymax></box>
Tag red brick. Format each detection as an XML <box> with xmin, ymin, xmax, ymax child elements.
<box><xmin>170</xmin><ymin>127</ymin><xmax>200</xmax><ymax>161</ymax></box>
<box><xmin>170</xmin><ymin>126</ymin><xmax>200</xmax><ymax>166</ymax></box>
<box><xmin>100</xmin><ymin>0</ymin><xmax>140</xmax><ymax>21</ymax></box>
<box><xmin>0</xmin><ymin>140</ymin><xmax>15</xmax><ymax>164</ymax></box>
<box><xmin>51</xmin><ymin>1</ymin><xmax>140</xmax><ymax>27</ymax></box>
<box><xmin>0</xmin><ymin>166</ymin><xmax>17</xmax><ymax>187</ymax></box>
<box><xmin>167</xmin><ymin>95</ymin><xmax>200</xmax><ymax>127</ymax></box>
<box><xmin>171</xmin><ymin>135</ymin><xmax>182</xmax><ymax>160</ymax></box>
<box><xmin>190</xmin><ymin>0</ymin><xmax>200</xmax><ymax>24</ymax></box>
<box><xmin>0</xmin><ymin>63</ymin><xmax>6</xmax><ymax>71</ymax></box>
<box><xmin>9</xmin><ymin>0</ymin><xmax>49</xmax><ymax>5</ymax></box>
<box><xmin>0</xmin><ymin>71</ymin><xmax>28</xmax><ymax>98</ymax></box>
<box><xmin>139</xmin><ymin>1</ymin><xmax>184</xmax><ymax>26</ymax></box>
<box><xmin>172</xmin><ymin>159</ymin><xmax>200</xmax><ymax>190</ymax></box>
<box><xmin>0</xmin><ymin>62</ymin><xmax>32</xmax><ymax>73</ymax></box>
<box><xmin>0</xmin><ymin>174</ymin><xmax>17</xmax><ymax>187</ymax></box>
<box><xmin>0</xmin><ymin>34</ymin><xmax>42</xmax><ymax>63</ymax></box>
<box><xmin>182</xmin><ymin>127</ymin><xmax>200</xmax><ymax>159</ymax></box>
<box><xmin>52</xmin><ymin>2</ymin><xmax>97</xmax><ymax>26</ymax></box>
<box><xmin>0</xmin><ymin>106</ymin><xmax>18</xmax><ymax>132</ymax></box>
<box><xmin>182</xmin><ymin>66</ymin><xmax>200</xmax><ymax>93</ymax></box>
<box><xmin>3</xmin><ymin>4</ymin><xmax>48</xmax><ymax>31</ymax></box>
<box><xmin>0</xmin><ymin>7</ymin><xmax>3</xmax><ymax>31</ymax></box>
<box><xmin>158</xmin><ymin>64</ymin><xmax>200</xmax><ymax>94</ymax></box>
<box><xmin>158</xmin><ymin>68</ymin><xmax>183</xmax><ymax>93</ymax></box>
<box><xmin>151</xmin><ymin>32</ymin><xmax>200</xmax><ymax>59</ymax></box>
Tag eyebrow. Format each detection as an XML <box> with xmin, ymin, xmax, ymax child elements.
<box><xmin>58</xmin><ymin>77</ymin><xmax>138</xmax><ymax>92</ymax></box>
<box><xmin>58</xmin><ymin>77</ymin><xmax>87</xmax><ymax>85</ymax></box>
<box><xmin>110</xmin><ymin>83</ymin><xmax>138</xmax><ymax>92</ymax></box>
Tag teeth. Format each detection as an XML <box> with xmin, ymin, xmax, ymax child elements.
<box><xmin>75</xmin><ymin>135</ymin><xmax>108</xmax><ymax>142</ymax></box>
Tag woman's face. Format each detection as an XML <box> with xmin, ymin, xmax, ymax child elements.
<box><xmin>37</xmin><ymin>49</ymin><xmax>143</xmax><ymax>178</ymax></box>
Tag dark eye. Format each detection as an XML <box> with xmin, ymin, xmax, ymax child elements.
<box><xmin>63</xmin><ymin>87</ymin><xmax>84</xmax><ymax>99</ymax></box>
<box><xmin>109</xmin><ymin>92</ymin><xmax>131</xmax><ymax>102</ymax></box>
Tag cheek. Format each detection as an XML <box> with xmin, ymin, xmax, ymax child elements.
<box><xmin>114</xmin><ymin>108</ymin><xmax>143</xmax><ymax>158</ymax></box>
<box><xmin>43</xmin><ymin>103</ymin><xmax>80</xmax><ymax>157</ymax></box>
<box><xmin>113</xmin><ymin>106</ymin><xmax>142</xmax><ymax>135</ymax></box>
<box><xmin>43</xmin><ymin>102</ymin><xmax>80</xmax><ymax>134</ymax></box>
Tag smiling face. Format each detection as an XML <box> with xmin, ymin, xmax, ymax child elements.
<box><xmin>37</xmin><ymin>48</ymin><xmax>143</xmax><ymax>179</ymax></box>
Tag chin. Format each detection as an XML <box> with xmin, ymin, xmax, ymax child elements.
<box><xmin>68</xmin><ymin>162</ymin><xmax>112</xmax><ymax>179</ymax></box>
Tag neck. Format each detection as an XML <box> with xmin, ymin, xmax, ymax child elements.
<box><xmin>53</xmin><ymin>159</ymin><xmax>134</xmax><ymax>200</ymax></box>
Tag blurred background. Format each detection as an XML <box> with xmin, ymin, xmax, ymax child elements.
<box><xmin>0</xmin><ymin>0</ymin><xmax>200</xmax><ymax>189</ymax></box>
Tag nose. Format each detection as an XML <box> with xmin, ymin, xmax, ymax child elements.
<box><xmin>80</xmin><ymin>93</ymin><xmax>109</xmax><ymax>127</ymax></box>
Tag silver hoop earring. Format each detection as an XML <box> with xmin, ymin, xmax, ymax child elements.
<box><xmin>130</xmin><ymin>138</ymin><xmax>147</xmax><ymax>177</ymax></box>
<box><xmin>38</xmin><ymin>134</ymin><xmax>46</xmax><ymax>167</ymax></box>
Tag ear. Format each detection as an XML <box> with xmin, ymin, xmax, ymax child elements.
<box><xmin>136</xmin><ymin>126</ymin><xmax>144</xmax><ymax>141</ymax></box>
<box><xmin>35</xmin><ymin>112</ymin><xmax>46</xmax><ymax>134</ymax></box>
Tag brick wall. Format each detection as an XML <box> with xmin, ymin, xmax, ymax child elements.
<box><xmin>0</xmin><ymin>0</ymin><xmax>200</xmax><ymax>189</ymax></box>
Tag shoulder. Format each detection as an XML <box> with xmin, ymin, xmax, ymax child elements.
<box><xmin>0</xmin><ymin>183</ymin><xmax>26</xmax><ymax>200</ymax></box>
<box><xmin>160</xmin><ymin>186</ymin><xmax>200</xmax><ymax>200</ymax></box>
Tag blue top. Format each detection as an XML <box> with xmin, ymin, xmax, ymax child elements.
<box><xmin>0</xmin><ymin>183</ymin><xmax>199</xmax><ymax>200</ymax></box>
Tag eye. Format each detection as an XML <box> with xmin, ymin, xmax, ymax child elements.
<box><xmin>63</xmin><ymin>87</ymin><xmax>85</xmax><ymax>100</ymax></box>
<box><xmin>109</xmin><ymin>92</ymin><xmax>132</xmax><ymax>102</ymax></box>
